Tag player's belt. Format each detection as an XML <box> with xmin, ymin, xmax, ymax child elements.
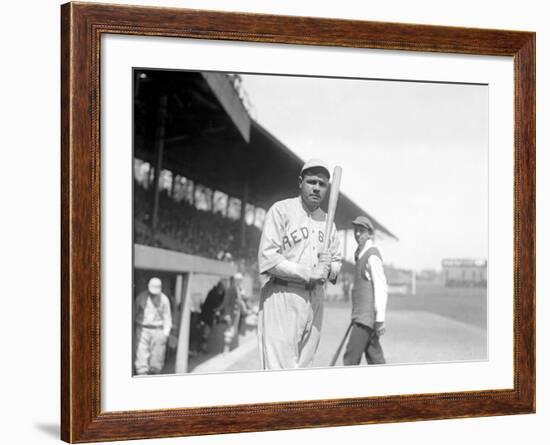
<box><xmin>138</xmin><ymin>324</ymin><xmax>164</xmax><ymax>329</ymax></box>
<box><xmin>272</xmin><ymin>277</ymin><xmax>316</xmax><ymax>291</ymax></box>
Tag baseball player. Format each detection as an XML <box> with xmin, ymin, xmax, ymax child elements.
<box><xmin>198</xmin><ymin>280</ymin><xmax>226</xmax><ymax>353</ymax></box>
<box><xmin>134</xmin><ymin>277</ymin><xmax>173</xmax><ymax>375</ymax></box>
<box><xmin>343</xmin><ymin>216</ymin><xmax>388</xmax><ymax>366</ymax></box>
<box><xmin>222</xmin><ymin>273</ymin><xmax>244</xmax><ymax>353</ymax></box>
<box><xmin>257</xmin><ymin>159</ymin><xmax>343</xmax><ymax>369</ymax></box>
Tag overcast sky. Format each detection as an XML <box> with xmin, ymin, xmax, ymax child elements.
<box><xmin>240</xmin><ymin>74</ymin><xmax>488</xmax><ymax>271</ymax></box>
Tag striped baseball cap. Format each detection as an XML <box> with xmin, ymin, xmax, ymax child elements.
<box><xmin>300</xmin><ymin>158</ymin><xmax>330</xmax><ymax>178</ymax></box>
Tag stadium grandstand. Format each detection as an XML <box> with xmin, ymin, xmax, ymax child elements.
<box><xmin>132</xmin><ymin>69</ymin><xmax>397</xmax><ymax>373</ymax></box>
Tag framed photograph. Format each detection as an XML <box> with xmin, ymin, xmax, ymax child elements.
<box><xmin>61</xmin><ymin>2</ymin><xmax>535</xmax><ymax>442</ymax></box>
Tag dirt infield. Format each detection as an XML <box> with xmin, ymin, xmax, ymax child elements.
<box><xmin>193</xmin><ymin>282</ymin><xmax>487</xmax><ymax>373</ymax></box>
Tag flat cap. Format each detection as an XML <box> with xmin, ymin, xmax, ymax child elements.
<box><xmin>352</xmin><ymin>215</ymin><xmax>374</xmax><ymax>231</ymax></box>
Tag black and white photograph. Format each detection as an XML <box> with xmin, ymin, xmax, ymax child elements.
<box><xmin>132</xmin><ymin>69</ymin><xmax>488</xmax><ymax>376</ymax></box>
<box><xmin>4</xmin><ymin>0</ymin><xmax>545</xmax><ymax>443</ymax></box>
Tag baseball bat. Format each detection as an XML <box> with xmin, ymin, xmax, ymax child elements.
<box><xmin>322</xmin><ymin>165</ymin><xmax>343</xmax><ymax>253</ymax></box>
<box><xmin>329</xmin><ymin>322</ymin><xmax>353</xmax><ymax>366</ymax></box>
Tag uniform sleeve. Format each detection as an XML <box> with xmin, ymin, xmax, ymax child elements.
<box><xmin>269</xmin><ymin>259</ymin><xmax>311</xmax><ymax>283</ymax></box>
<box><xmin>328</xmin><ymin>223</ymin><xmax>343</xmax><ymax>281</ymax></box>
<box><xmin>133</xmin><ymin>293</ymin><xmax>139</xmax><ymax>324</ymax></box>
<box><xmin>161</xmin><ymin>294</ymin><xmax>173</xmax><ymax>337</ymax></box>
<box><xmin>368</xmin><ymin>255</ymin><xmax>388</xmax><ymax>322</ymax></box>
<box><xmin>134</xmin><ymin>291</ymin><xmax>145</xmax><ymax>325</ymax></box>
<box><xmin>258</xmin><ymin>203</ymin><xmax>286</xmax><ymax>274</ymax></box>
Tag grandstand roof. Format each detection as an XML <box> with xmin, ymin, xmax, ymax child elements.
<box><xmin>134</xmin><ymin>69</ymin><xmax>397</xmax><ymax>239</ymax></box>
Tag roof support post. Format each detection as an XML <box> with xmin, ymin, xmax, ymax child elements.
<box><xmin>186</xmin><ymin>179</ymin><xmax>194</xmax><ymax>207</ymax></box>
<box><xmin>150</xmin><ymin>94</ymin><xmax>168</xmax><ymax>241</ymax></box>
<box><xmin>175</xmin><ymin>272</ymin><xmax>193</xmax><ymax>373</ymax></box>
<box><xmin>240</xmin><ymin>181</ymin><xmax>249</xmax><ymax>249</ymax></box>
<box><xmin>343</xmin><ymin>229</ymin><xmax>348</xmax><ymax>261</ymax></box>
<box><xmin>170</xmin><ymin>173</ymin><xmax>176</xmax><ymax>198</ymax></box>
<box><xmin>226</xmin><ymin>195</ymin><xmax>231</xmax><ymax>216</ymax></box>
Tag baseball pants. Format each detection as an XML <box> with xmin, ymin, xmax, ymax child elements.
<box><xmin>134</xmin><ymin>326</ymin><xmax>167</xmax><ymax>375</ymax></box>
<box><xmin>257</xmin><ymin>281</ymin><xmax>324</xmax><ymax>369</ymax></box>
<box><xmin>223</xmin><ymin>311</ymin><xmax>241</xmax><ymax>352</ymax></box>
<box><xmin>343</xmin><ymin>322</ymin><xmax>385</xmax><ymax>365</ymax></box>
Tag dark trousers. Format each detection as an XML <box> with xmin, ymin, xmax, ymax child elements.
<box><xmin>343</xmin><ymin>322</ymin><xmax>385</xmax><ymax>365</ymax></box>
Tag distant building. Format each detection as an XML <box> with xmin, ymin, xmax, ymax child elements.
<box><xmin>385</xmin><ymin>265</ymin><xmax>413</xmax><ymax>295</ymax></box>
<box><xmin>442</xmin><ymin>258</ymin><xmax>487</xmax><ymax>288</ymax></box>
<box><xmin>417</xmin><ymin>268</ymin><xmax>440</xmax><ymax>282</ymax></box>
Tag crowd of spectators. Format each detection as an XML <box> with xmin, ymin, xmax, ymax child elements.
<box><xmin>134</xmin><ymin>182</ymin><xmax>261</xmax><ymax>269</ymax></box>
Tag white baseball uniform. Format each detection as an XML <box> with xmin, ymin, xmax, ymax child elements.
<box><xmin>257</xmin><ymin>196</ymin><xmax>342</xmax><ymax>369</ymax></box>
<box><xmin>134</xmin><ymin>291</ymin><xmax>172</xmax><ymax>375</ymax></box>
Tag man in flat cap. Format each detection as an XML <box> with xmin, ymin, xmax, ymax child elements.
<box><xmin>343</xmin><ymin>216</ymin><xmax>388</xmax><ymax>366</ymax></box>
<box><xmin>257</xmin><ymin>159</ymin><xmax>342</xmax><ymax>369</ymax></box>
<box><xmin>222</xmin><ymin>272</ymin><xmax>245</xmax><ymax>353</ymax></box>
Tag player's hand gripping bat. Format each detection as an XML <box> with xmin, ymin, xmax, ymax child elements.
<box><xmin>320</xmin><ymin>166</ymin><xmax>342</xmax><ymax>281</ymax></box>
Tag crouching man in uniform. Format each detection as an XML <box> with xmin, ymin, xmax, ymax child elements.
<box><xmin>134</xmin><ymin>277</ymin><xmax>173</xmax><ymax>375</ymax></box>
<box><xmin>343</xmin><ymin>216</ymin><xmax>388</xmax><ymax>366</ymax></box>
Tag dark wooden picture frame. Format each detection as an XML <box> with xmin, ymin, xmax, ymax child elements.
<box><xmin>61</xmin><ymin>2</ymin><xmax>535</xmax><ymax>442</ymax></box>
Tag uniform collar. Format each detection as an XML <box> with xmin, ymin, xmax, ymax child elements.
<box><xmin>297</xmin><ymin>195</ymin><xmax>323</xmax><ymax>217</ymax></box>
<box><xmin>148</xmin><ymin>292</ymin><xmax>162</xmax><ymax>301</ymax></box>
<box><xmin>357</xmin><ymin>238</ymin><xmax>374</xmax><ymax>259</ymax></box>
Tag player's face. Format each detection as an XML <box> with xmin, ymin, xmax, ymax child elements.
<box><xmin>354</xmin><ymin>226</ymin><xmax>371</xmax><ymax>245</ymax></box>
<box><xmin>299</xmin><ymin>171</ymin><xmax>329</xmax><ymax>210</ymax></box>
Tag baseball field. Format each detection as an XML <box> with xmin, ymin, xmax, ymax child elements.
<box><xmin>191</xmin><ymin>282</ymin><xmax>487</xmax><ymax>373</ymax></box>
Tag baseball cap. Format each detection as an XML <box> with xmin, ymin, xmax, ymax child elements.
<box><xmin>300</xmin><ymin>158</ymin><xmax>330</xmax><ymax>178</ymax></box>
<box><xmin>148</xmin><ymin>277</ymin><xmax>162</xmax><ymax>295</ymax></box>
<box><xmin>352</xmin><ymin>216</ymin><xmax>374</xmax><ymax>231</ymax></box>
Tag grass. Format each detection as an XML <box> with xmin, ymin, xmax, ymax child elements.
<box><xmin>326</xmin><ymin>282</ymin><xmax>487</xmax><ymax>330</ymax></box>
<box><xmin>387</xmin><ymin>282</ymin><xmax>487</xmax><ymax>330</ymax></box>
